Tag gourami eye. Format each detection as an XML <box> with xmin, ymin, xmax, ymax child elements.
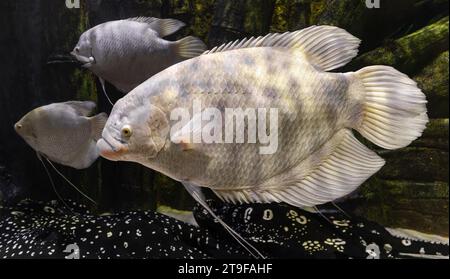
<box><xmin>121</xmin><ymin>125</ymin><xmax>133</xmax><ymax>138</ymax></box>
<box><xmin>75</xmin><ymin>47</ymin><xmax>80</xmax><ymax>52</ymax></box>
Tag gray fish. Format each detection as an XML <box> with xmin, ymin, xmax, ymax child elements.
<box><xmin>71</xmin><ymin>17</ymin><xmax>207</xmax><ymax>93</ymax></box>
<box><xmin>15</xmin><ymin>101</ymin><xmax>108</xmax><ymax>169</ymax></box>
<box><xmin>97</xmin><ymin>25</ymin><xmax>428</xmax><ymax>209</ymax></box>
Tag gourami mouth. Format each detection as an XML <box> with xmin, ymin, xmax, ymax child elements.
<box><xmin>96</xmin><ymin>138</ymin><xmax>128</xmax><ymax>161</ymax></box>
<box><xmin>14</xmin><ymin>122</ymin><xmax>22</xmax><ymax>132</ymax></box>
<box><xmin>70</xmin><ymin>52</ymin><xmax>95</xmax><ymax>66</ymax></box>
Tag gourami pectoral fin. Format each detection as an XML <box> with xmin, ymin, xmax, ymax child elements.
<box><xmin>127</xmin><ymin>17</ymin><xmax>186</xmax><ymax>37</ymax></box>
<box><xmin>171</xmin><ymin>112</ymin><xmax>215</xmax><ymax>152</ymax></box>
<box><xmin>204</xmin><ymin>25</ymin><xmax>361</xmax><ymax>72</ymax></box>
<box><xmin>64</xmin><ymin>101</ymin><xmax>97</xmax><ymax>117</ymax></box>
<box><xmin>213</xmin><ymin>129</ymin><xmax>385</xmax><ymax>208</ymax></box>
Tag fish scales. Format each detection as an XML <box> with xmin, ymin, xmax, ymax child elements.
<box><xmin>90</xmin><ymin>21</ymin><xmax>175</xmax><ymax>92</ymax></box>
<box><xmin>139</xmin><ymin>48</ymin><xmax>352</xmax><ymax>189</ymax></box>
<box><xmin>72</xmin><ymin>17</ymin><xmax>206</xmax><ymax>93</ymax></box>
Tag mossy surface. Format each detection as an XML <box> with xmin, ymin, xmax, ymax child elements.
<box><xmin>356</xmin><ymin>178</ymin><xmax>449</xmax><ymax>235</ymax></box>
<box><xmin>349</xmin><ymin>17</ymin><xmax>449</xmax><ymax>75</ymax></box>
<box><xmin>414</xmin><ymin>51</ymin><xmax>449</xmax><ymax>118</ymax></box>
<box><xmin>377</xmin><ymin>147</ymin><xmax>449</xmax><ymax>182</ymax></box>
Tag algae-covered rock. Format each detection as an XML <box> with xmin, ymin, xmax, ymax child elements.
<box><xmin>414</xmin><ymin>52</ymin><xmax>449</xmax><ymax>118</ymax></box>
<box><xmin>207</xmin><ymin>0</ymin><xmax>247</xmax><ymax>47</ymax></box>
<box><xmin>413</xmin><ymin>119</ymin><xmax>449</xmax><ymax>150</ymax></box>
<box><xmin>355</xmin><ymin>179</ymin><xmax>449</xmax><ymax>236</ymax></box>
<box><xmin>377</xmin><ymin>148</ymin><xmax>448</xmax><ymax>182</ymax></box>
<box><xmin>315</xmin><ymin>0</ymin><xmax>366</xmax><ymax>32</ymax></box>
<box><xmin>349</xmin><ymin>16</ymin><xmax>449</xmax><ymax>75</ymax></box>
<box><xmin>270</xmin><ymin>0</ymin><xmax>318</xmax><ymax>32</ymax></box>
<box><xmin>421</xmin><ymin>119</ymin><xmax>450</xmax><ymax>139</ymax></box>
<box><xmin>317</xmin><ymin>0</ymin><xmax>448</xmax><ymax>52</ymax></box>
<box><xmin>244</xmin><ymin>0</ymin><xmax>276</xmax><ymax>36</ymax></box>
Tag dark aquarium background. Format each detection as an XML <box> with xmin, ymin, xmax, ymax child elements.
<box><xmin>0</xmin><ymin>0</ymin><xmax>448</xmax><ymax>236</ymax></box>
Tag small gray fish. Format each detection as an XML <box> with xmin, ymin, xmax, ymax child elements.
<box><xmin>71</xmin><ymin>17</ymin><xmax>207</xmax><ymax>93</ymax></box>
<box><xmin>15</xmin><ymin>101</ymin><xmax>108</xmax><ymax>169</ymax></box>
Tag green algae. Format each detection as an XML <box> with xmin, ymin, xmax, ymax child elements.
<box><xmin>350</xmin><ymin>16</ymin><xmax>449</xmax><ymax>74</ymax></box>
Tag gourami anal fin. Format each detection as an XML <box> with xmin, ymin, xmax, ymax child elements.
<box><xmin>213</xmin><ymin>129</ymin><xmax>385</xmax><ymax>208</ymax></box>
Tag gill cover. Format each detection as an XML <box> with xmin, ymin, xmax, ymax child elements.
<box><xmin>72</xmin><ymin>31</ymin><xmax>96</xmax><ymax>67</ymax></box>
<box><xmin>146</xmin><ymin>104</ymin><xmax>170</xmax><ymax>157</ymax></box>
<box><xmin>108</xmin><ymin>103</ymin><xmax>169</xmax><ymax>161</ymax></box>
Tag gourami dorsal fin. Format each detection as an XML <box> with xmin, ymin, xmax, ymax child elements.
<box><xmin>127</xmin><ymin>17</ymin><xmax>185</xmax><ymax>37</ymax></box>
<box><xmin>204</xmin><ymin>25</ymin><xmax>361</xmax><ymax>72</ymax></box>
<box><xmin>213</xmin><ymin>129</ymin><xmax>385</xmax><ymax>207</ymax></box>
<box><xmin>64</xmin><ymin>101</ymin><xmax>97</xmax><ymax>117</ymax></box>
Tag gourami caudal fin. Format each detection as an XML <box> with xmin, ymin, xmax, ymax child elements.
<box><xmin>352</xmin><ymin>66</ymin><xmax>429</xmax><ymax>149</ymax></box>
<box><xmin>175</xmin><ymin>36</ymin><xmax>207</xmax><ymax>59</ymax></box>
